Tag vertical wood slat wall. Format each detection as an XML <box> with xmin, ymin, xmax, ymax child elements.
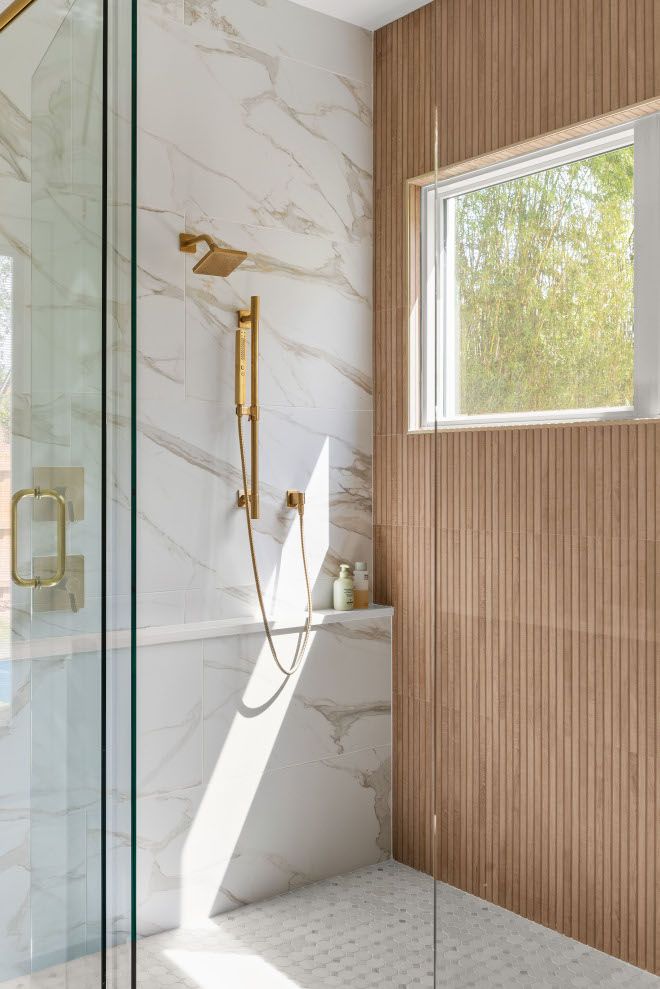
<box><xmin>374</xmin><ymin>0</ymin><xmax>660</xmax><ymax>973</ymax></box>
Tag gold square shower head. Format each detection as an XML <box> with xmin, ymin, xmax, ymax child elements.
<box><xmin>179</xmin><ymin>232</ymin><xmax>248</xmax><ymax>277</ymax></box>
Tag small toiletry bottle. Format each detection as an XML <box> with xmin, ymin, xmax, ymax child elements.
<box><xmin>333</xmin><ymin>564</ymin><xmax>354</xmax><ymax>611</ymax></box>
<box><xmin>353</xmin><ymin>561</ymin><xmax>369</xmax><ymax>609</ymax></box>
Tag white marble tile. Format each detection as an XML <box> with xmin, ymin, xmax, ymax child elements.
<box><xmin>28</xmin><ymin>653</ymin><xmax>104</xmax><ymax>965</ymax></box>
<box><xmin>0</xmin><ymin>664</ymin><xmax>30</xmax><ymax>983</ymax></box>
<box><xmin>30</xmin><ymin>808</ymin><xmax>88</xmax><ymax>970</ymax></box>
<box><xmin>135</xmin><ymin>0</ymin><xmax>375</xmax><ymax>630</ymax></box>
<box><xmin>137</xmin><ymin>642</ymin><xmax>203</xmax><ymax>796</ymax></box>
<box><xmin>137</xmin><ymin>207</ymin><xmax>186</xmax><ymax>402</ymax></box>
<box><xmin>0</xmin><ymin>819</ymin><xmax>30</xmax><ymax>983</ymax></box>
<box><xmin>0</xmin><ymin>662</ymin><xmax>30</xmax><ymax>808</ymax></box>
<box><xmin>28</xmin><ymin>11</ymin><xmax>105</xmax><ymax>409</ymax></box>
<box><xmin>27</xmin><ymin>205</ymin><xmax>104</xmax><ymax>418</ymax></box>
<box><xmin>12</xmin><ymin>392</ymin><xmax>71</xmax><ymax>450</ymax></box>
<box><xmin>30</xmin><ymin>14</ymin><xmax>73</xmax><ymax>199</ymax></box>
<box><xmin>136</xmin><ymin>400</ymin><xmax>241</xmax><ymax>600</ymax></box>
<box><xmin>136</xmin><ymin>787</ymin><xmax>204</xmax><ymax>937</ymax></box>
<box><xmin>0</xmin><ymin>0</ymin><xmax>88</xmax><ymax>221</ymax></box>
<box><xmin>184</xmin><ymin>0</ymin><xmax>373</xmax><ymax>85</ymax></box>
<box><xmin>254</xmin><ymin>405</ymin><xmax>373</xmax><ymax>611</ymax></box>
<box><xmin>189</xmin><ymin>744</ymin><xmax>391</xmax><ymax>921</ymax></box>
<box><xmin>130</xmin><ymin>0</ymin><xmax>382</xmax><ymax>950</ymax></box>
<box><xmin>203</xmin><ymin>618</ymin><xmax>391</xmax><ymax>782</ymax></box>
<box><xmin>136</xmin><ymin>614</ymin><xmax>391</xmax><ymax>937</ymax></box>
<box><xmin>137</xmin><ymin>592</ymin><xmax>188</xmax><ymax>629</ymax></box>
<box><xmin>30</xmin><ymin>654</ymin><xmax>102</xmax><ymax>817</ymax></box>
<box><xmin>138</xmin><ymin>742</ymin><xmax>390</xmax><ymax>933</ymax></box>
<box><xmin>20</xmin><ymin>652</ymin><xmax>103</xmax><ymax>972</ymax></box>
<box><xmin>0</xmin><ymin>183</ymin><xmax>29</xmax><ymax>242</ymax></box>
<box><xmin>105</xmin><ymin>646</ymin><xmax>136</xmax><ymax>952</ymax></box>
<box><xmin>183</xmin><ymin>587</ymin><xmax>252</xmax><ymax>624</ymax></box>
<box><xmin>137</xmin><ymin>398</ymin><xmax>372</xmax><ymax>615</ymax></box>
<box><xmin>143</xmin><ymin>0</ymin><xmax>184</xmax><ymax>27</ymax></box>
<box><xmin>184</xmin><ymin>215</ymin><xmax>372</xmax><ymax>411</ymax></box>
<box><xmin>139</xmin><ymin>7</ymin><xmax>372</xmax><ymax>244</ymax></box>
<box><xmin>106</xmin><ymin>648</ymin><xmax>133</xmax><ymax>808</ymax></box>
<box><xmin>0</xmin><ymin>90</ymin><xmax>30</xmax><ymax>212</ymax></box>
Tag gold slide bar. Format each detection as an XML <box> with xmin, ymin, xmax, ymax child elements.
<box><xmin>236</xmin><ymin>296</ymin><xmax>261</xmax><ymax>519</ymax></box>
<box><xmin>249</xmin><ymin>295</ymin><xmax>260</xmax><ymax>520</ymax></box>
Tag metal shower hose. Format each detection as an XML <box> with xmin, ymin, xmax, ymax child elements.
<box><xmin>237</xmin><ymin>414</ymin><xmax>313</xmax><ymax>676</ymax></box>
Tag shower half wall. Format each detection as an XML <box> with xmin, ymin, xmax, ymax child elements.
<box><xmin>135</xmin><ymin>0</ymin><xmax>389</xmax><ymax>934</ymax></box>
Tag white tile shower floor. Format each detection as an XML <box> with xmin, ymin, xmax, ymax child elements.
<box><xmin>3</xmin><ymin>861</ymin><xmax>659</xmax><ymax>988</ymax></box>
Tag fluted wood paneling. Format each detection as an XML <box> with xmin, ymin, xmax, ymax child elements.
<box><xmin>374</xmin><ymin>0</ymin><xmax>660</xmax><ymax>974</ymax></box>
<box><xmin>432</xmin><ymin>423</ymin><xmax>659</xmax><ymax>973</ymax></box>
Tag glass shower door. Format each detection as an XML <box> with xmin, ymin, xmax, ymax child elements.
<box><xmin>0</xmin><ymin>0</ymin><xmax>109</xmax><ymax>982</ymax></box>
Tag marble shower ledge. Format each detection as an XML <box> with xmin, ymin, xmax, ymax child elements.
<box><xmin>7</xmin><ymin>605</ymin><xmax>394</xmax><ymax>662</ymax></box>
<box><xmin>139</xmin><ymin>604</ymin><xmax>393</xmax><ymax>644</ymax></box>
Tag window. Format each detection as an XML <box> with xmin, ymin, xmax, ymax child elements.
<box><xmin>414</xmin><ymin>116</ymin><xmax>660</xmax><ymax>429</ymax></box>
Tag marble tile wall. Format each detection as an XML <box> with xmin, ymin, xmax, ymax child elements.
<box><xmin>137</xmin><ymin>0</ymin><xmax>374</xmax><ymax>622</ymax></box>
<box><xmin>135</xmin><ymin>0</ymin><xmax>383</xmax><ymax>938</ymax></box>
<box><xmin>0</xmin><ymin>0</ymin><xmax>379</xmax><ymax>972</ymax></box>
<box><xmin>136</xmin><ymin>616</ymin><xmax>391</xmax><ymax>935</ymax></box>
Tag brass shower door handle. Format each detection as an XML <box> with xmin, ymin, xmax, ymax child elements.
<box><xmin>11</xmin><ymin>487</ymin><xmax>67</xmax><ymax>588</ymax></box>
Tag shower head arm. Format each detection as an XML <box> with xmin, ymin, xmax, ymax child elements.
<box><xmin>179</xmin><ymin>232</ymin><xmax>216</xmax><ymax>255</ymax></box>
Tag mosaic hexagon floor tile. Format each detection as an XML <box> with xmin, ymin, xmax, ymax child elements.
<box><xmin>2</xmin><ymin>862</ymin><xmax>658</xmax><ymax>987</ymax></box>
<box><xmin>137</xmin><ymin>861</ymin><xmax>434</xmax><ymax>989</ymax></box>
<box><xmin>135</xmin><ymin>862</ymin><xmax>657</xmax><ymax>988</ymax></box>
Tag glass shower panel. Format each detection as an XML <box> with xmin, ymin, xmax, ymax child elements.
<box><xmin>29</xmin><ymin>3</ymin><xmax>105</xmax><ymax>972</ymax></box>
<box><xmin>0</xmin><ymin>0</ymin><xmax>110</xmax><ymax>981</ymax></box>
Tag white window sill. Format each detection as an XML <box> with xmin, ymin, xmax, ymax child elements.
<box><xmin>409</xmin><ymin>406</ymin><xmax>643</xmax><ymax>433</ymax></box>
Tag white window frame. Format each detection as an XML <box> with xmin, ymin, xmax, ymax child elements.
<box><xmin>415</xmin><ymin>114</ymin><xmax>660</xmax><ymax>431</ymax></box>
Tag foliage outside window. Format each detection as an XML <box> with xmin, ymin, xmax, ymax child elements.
<box><xmin>415</xmin><ymin>123</ymin><xmax>660</xmax><ymax>429</ymax></box>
